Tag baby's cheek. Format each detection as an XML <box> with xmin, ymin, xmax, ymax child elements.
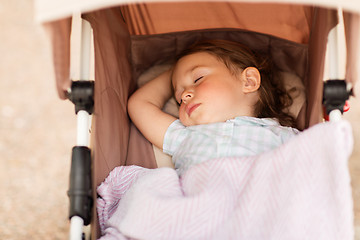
<box><xmin>178</xmin><ymin>106</ymin><xmax>192</xmax><ymax>126</ymax></box>
<box><xmin>197</xmin><ymin>81</ymin><xmax>221</xmax><ymax>98</ymax></box>
<box><xmin>178</xmin><ymin>105</ymin><xmax>186</xmax><ymax>120</ymax></box>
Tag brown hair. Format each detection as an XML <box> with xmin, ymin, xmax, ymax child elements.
<box><xmin>177</xmin><ymin>39</ymin><xmax>297</xmax><ymax>128</ymax></box>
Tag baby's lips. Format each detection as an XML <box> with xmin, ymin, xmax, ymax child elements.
<box><xmin>186</xmin><ymin>103</ymin><xmax>201</xmax><ymax>116</ymax></box>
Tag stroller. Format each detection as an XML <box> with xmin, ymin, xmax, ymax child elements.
<box><xmin>35</xmin><ymin>0</ymin><xmax>359</xmax><ymax>239</ymax></box>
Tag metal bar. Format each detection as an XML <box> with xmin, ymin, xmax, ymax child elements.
<box><xmin>70</xmin><ymin>216</ymin><xmax>84</xmax><ymax>240</ymax></box>
<box><xmin>329</xmin><ymin>109</ymin><xmax>342</xmax><ymax>122</ymax></box>
<box><xmin>77</xmin><ymin>110</ymin><xmax>90</xmax><ymax>147</ymax></box>
<box><xmin>327</xmin><ymin>21</ymin><xmax>340</xmax><ymax>80</ymax></box>
<box><xmin>80</xmin><ymin>19</ymin><xmax>92</xmax><ymax>81</ymax></box>
<box><xmin>68</xmin><ymin>17</ymin><xmax>93</xmax><ymax>240</ymax></box>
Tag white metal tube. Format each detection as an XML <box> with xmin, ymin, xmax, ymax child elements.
<box><xmin>70</xmin><ymin>216</ymin><xmax>84</xmax><ymax>240</ymax></box>
<box><xmin>326</xmin><ymin>8</ymin><xmax>347</xmax><ymax>81</ymax></box>
<box><xmin>324</xmin><ymin>9</ymin><xmax>346</xmax><ymax>123</ymax></box>
<box><xmin>80</xmin><ymin>20</ymin><xmax>92</xmax><ymax>80</ymax></box>
<box><xmin>329</xmin><ymin>109</ymin><xmax>342</xmax><ymax>122</ymax></box>
<box><xmin>328</xmin><ymin>24</ymin><xmax>340</xmax><ymax>80</ymax></box>
<box><xmin>69</xmin><ymin>16</ymin><xmax>93</xmax><ymax>240</ymax></box>
<box><xmin>77</xmin><ymin>110</ymin><xmax>90</xmax><ymax>146</ymax></box>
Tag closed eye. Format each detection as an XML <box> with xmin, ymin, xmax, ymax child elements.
<box><xmin>194</xmin><ymin>76</ymin><xmax>203</xmax><ymax>83</ymax></box>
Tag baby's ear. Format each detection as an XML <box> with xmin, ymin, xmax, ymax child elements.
<box><xmin>242</xmin><ymin>67</ymin><xmax>261</xmax><ymax>93</ymax></box>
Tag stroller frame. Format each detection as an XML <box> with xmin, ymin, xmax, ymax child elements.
<box><xmin>67</xmin><ymin>19</ymin><xmax>94</xmax><ymax>240</ymax></box>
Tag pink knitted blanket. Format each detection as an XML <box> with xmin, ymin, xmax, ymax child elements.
<box><xmin>97</xmin><ymin>121</ymin><xmax>354</xmax><ymax>240</ymax></box>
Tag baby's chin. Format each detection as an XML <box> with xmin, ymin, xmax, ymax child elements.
<box><xmin>178</xmin><ymin>118</ymin><xmax>194</xmax><ymax>127</ymax></box>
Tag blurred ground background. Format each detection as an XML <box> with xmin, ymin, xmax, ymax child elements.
<box><xmin>0</xmin><ymin>0</ymin><xmax>359</xmax><ymax>239</ymax></box>
<box><xmin>0</xmin><ymin>0</ymin><xmax>73</xmax><ymax>239</ymax></box>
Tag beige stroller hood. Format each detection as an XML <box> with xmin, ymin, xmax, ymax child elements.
<box><xmin>36</xmin><ymin>0</ymin><xmax>360</xmax><ymax>23</ymax></box>
<box><xmin>35</xmin><ymin>0</ymin><xmax>359</xmax><ymax>238</ymax></box>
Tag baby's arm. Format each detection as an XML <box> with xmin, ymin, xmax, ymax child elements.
<box><xmin>128</xmin><ymin>69</ymin><xmax>177</xmax><ymax>150</ymax></box>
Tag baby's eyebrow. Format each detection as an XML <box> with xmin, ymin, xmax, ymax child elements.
<box><xmin>190</xmin><ymin>65</ymin><xmax>209</xmax><ymax>74</ymax></box>
<box><xmin>190</xmin><ymin>65</ymin><xmax>202</xmax><ymax>72</ymax></box>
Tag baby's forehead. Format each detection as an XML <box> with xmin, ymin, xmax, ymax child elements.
<box><xmin>171</xmin><ymin>52</ymin><xmax>236</xmax><ymax>81</ymax></box>
<box><xmin>172</xmin><ymin>52</ymin><xmax>218</xmax><ymax>74</ymax></box>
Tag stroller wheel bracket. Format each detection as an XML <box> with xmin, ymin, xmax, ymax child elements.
<box><xmin>322</xmin><ymin>79</ymin><xmax>352</xmax><ymax>115</ymax></box>
<box><xmin>68</xmin><ymin>80</ymin><xmax>94</xmax><ymax>114</ymax></box>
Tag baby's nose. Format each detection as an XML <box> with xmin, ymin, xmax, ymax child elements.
<box><xmin>181</xmin><ymin>92</ymin><xmax>193</xmax><ymax>103</ymax></box>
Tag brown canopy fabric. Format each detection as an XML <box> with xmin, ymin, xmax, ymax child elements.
<box><xmin>121</xmin><ymin>3</ymin><xmax>312</xmax><ymax>43</ymax></box>
<box><xmin>44</xmin><ymin>18</ymin><xmax>72</xmax><ymax>100</ymax></box>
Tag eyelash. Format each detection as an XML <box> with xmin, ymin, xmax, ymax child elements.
<box><xmin>194</xmin><ymin>76</ymin><xmax>203</xmax><ymax>83</ymax></box>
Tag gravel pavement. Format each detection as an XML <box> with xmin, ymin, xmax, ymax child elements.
<box><xmin>0</xmin><ymin>1</ymin><xmax>359</xmax><ymax>239</ymax></box>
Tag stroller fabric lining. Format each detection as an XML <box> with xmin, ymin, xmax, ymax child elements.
<box><xmin>130</xmin><ymin>29</ymin><xmax>308</xmax><ymax>125</ymax></box>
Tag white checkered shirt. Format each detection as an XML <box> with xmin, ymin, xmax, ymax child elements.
<box><xmin>163</xmin><ymin>116</ymin><xmax>299</xmax><ymax>176</ymax></box>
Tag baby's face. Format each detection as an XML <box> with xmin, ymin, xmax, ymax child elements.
<box><xmin>172</xmin><ymin>52</ymin><xmax>255</xmax><ymax>126</ymax></box>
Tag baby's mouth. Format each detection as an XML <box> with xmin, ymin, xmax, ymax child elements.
<box><xmin>186</xmin><ymin>103</ymin><xmax>201</xmax><ymax>116</ymax></box>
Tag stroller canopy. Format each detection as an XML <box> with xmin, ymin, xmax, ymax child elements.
<box><xmin>35</xmin><ymin>0</ymin><xmax>359</xmax><ymax>99</ymax></box>
<box><xmin>36</xmin><ymin>0</ymin><xmax>360</xmax><ymax>22</ymax></box>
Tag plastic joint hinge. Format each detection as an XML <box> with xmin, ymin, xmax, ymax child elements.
<box><xmin>322</xmin><ymin>80</ymin><xmax>352</xmax><ymax>115</ymax></box>
<box><xmin>68</xmin><ymin>81</ymin><xmax>94</xmax><ymax>114</ymax></box>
